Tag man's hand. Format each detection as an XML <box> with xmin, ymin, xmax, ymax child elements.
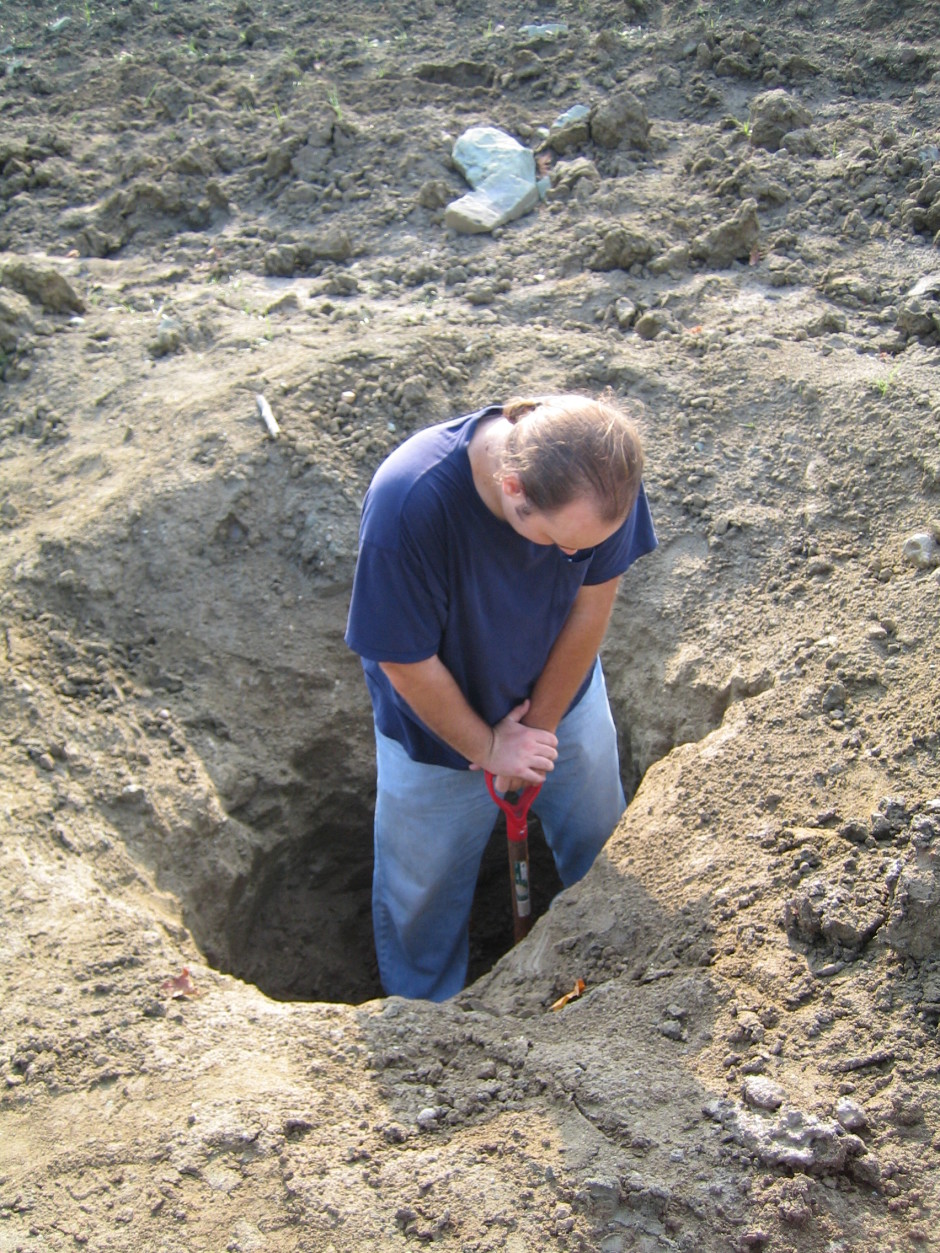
<box><xmin>493</xmin><ymin>774</ymin><xmax>528</xmax><ymax>794</ymax></box>
<box><xmin>379</xmin><ymin>658</ymin><xmax>557</xmax><ymax>782</ymax></box>
<box><xmin>470</xmin><ymin>699</ymin><xmax>557</xmax><ymax>786</ymax></box>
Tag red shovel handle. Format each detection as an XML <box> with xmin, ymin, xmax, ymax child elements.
<box><xmin>484</xmin><ymin>772</ymin><xmax>542</xmax><ymax>841</ymax></box>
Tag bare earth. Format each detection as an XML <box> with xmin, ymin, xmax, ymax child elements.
<box><xmin>1</xmin><ymin>0</ymin><xmax>939</xmax><ymax>1249</ymax></box>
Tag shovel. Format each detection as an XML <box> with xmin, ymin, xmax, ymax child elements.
<box><xmin>484</xmin><ymin>772</ymin><xmax>542</xmax><ymax>944</ymax></box>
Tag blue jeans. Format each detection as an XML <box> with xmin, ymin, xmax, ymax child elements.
<box><xmin>372</xmin><ymin>660</ymin><xmax>626</xmax><ymax>1001</ymax></box>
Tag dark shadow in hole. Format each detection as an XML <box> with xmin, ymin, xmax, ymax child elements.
<box><xmin>223</xmin><ymin>818</ymin><xmax>380</xmax><ymax>1006</ymax></box>
<box><xmin>221</xmin><ymin>811</ymin><xmax>565</xmax><ymax>1005</ymax></box>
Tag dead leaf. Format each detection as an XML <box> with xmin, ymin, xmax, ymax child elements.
<box><xmin>550</xmin><ymin>978</ymin><xmax>586</xmax><ymax>1011</ymax></box>
<box><xmin>160</xmin><ymin>966</ymin><xmax>201</xmax><ymax>998</ymax></box>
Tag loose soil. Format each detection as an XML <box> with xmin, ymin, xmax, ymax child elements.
<box><xmin>1</xmin><ymin>0</ymin><xmax>939</xmax><ymax>1250</ymax></box>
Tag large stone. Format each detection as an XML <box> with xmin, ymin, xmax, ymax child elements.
<box><xmin>1</xmin><ymin>258</ymin><xmax>85</xmax><ymax>314</ymax></box>
<box><xmin>518</xmin><ymin>22</ymin><xmax>568</xmax><ymax>41</ymax></box>
<box><xmin>444</xmin><ymin>173</ymin><xmax>539</xmax><ymax>234</ymax></box>
<box><xmin>451</xmin><ymin>126</ymin><xmax>535</xmax><ymax>189</ymax></box>
<box><xmin>902</xmin><ymin>531</ymin><xmax>940</xmax><ymax>568</ymax></box>
<box><xmin>691</xmin><ymin>198</ymin><xmax>760</xmax><ymax>268</ymax></box>
<box><xmin>590</xmin><ymin>89</ymin><xmax>650</xmax><ymax>151</ymax></box>
<box><xmin>743</xmin><ymin>1077</ymin><xmax>786</xmax><ymax>1112</ymax></box>
<box><xmin>748</xmin><ymin>89</ymin><xmax>813</xmax><ymax>152</ymax></box>
<box><xmin>549</xmin><ymin>105</ymin><xmax>592</xmax><ymax>154</ymax></box>
<box><xmin>447</xmin><ymin>126</ymin><xmax>538</xmax><ymax>234</ymax></box>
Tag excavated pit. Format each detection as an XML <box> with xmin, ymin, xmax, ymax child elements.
<box><xmin>16</xmin><ymin>452</ymin><xmax>754</xmax><ymax>1008</ymax></box>
<box><xmin>221</xmin><ymin>807</ymin><xmax>566</xmax><ymax>1004</ymax></box>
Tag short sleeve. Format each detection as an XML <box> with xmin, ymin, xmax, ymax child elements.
<box><xmin>345</xmin><ymin>486</ymin><xmax>448</xmax><ymax>664</ymax></box>
<box><xmin>582</xmin><ymin>481</ymin><xmax>657</xmax><ymax>585</ymax></box>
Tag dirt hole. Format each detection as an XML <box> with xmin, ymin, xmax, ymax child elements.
<box><xmin>219</xmin><ymin>808</ymin><xmax>565</xmax><ymax>1005</ymax></box>
<box><xmin>20</xmin><ymin>472</ymin><xmax>589</xmax><ymax>1007</ymax></box>
<box><xmin>18</xmin><ymin>460</ymin><xmax>734</xmax><ymax>1010</ymax></box>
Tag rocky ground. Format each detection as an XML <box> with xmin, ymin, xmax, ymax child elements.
<box><xmin>1</xmin><ymin>0</ymin><xmax>939</xmax><ymax>1249</ymax></box>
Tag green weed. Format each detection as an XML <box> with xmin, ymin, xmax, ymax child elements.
<box><xmin>872</xmin><ymin>365</ymin><xmax>899</xmax><ymax>398</ymax></box>
<box><xmin>327</xmin><ymin>86</ymin><xmax>342</xmax><ymax>120</ymax></box>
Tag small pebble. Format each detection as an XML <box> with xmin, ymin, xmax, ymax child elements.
<box><xmin>742</xmin><ymin>1076</ymin><xmax>786</xmax><ymax>1111</ymax></box>
<box><xmin>836</xmin><ymin>1097</ymin><xmax>868</xmax><ymax>1131</ymax></box>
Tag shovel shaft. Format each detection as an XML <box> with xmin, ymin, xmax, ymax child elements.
<box><xmin>507</xmin><ymin>835</ymin><xmax>532</xmax><ymax>943</ymax></box>
<box><xmin>485</xmin><ymin>772</ymin><xmax>540</xmax><ymax>946</ymax></box>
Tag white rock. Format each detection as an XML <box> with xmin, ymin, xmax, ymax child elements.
<box><xmin>444</xmin><ymin>174</ymin><xmax>539</xmax><ymax>235</ymax></box>
<box><xmin>446</xmin><ymin>125</ymin><xmax>540</xmax><ymax>234</ymax></box>
<box><xmin>902</xmin><ymin>531</ymin><xmax>940</xmax><ymax>568</ymax></box>
<box><xmin>452</xmin><ymin>126</ymin><xmax>535</xmax><ymax>189</ymax></box>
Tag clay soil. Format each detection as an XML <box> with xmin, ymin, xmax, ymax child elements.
<box><xmin>2</xmin><ymin>0</ymin><xmax>940</xmax><ymax>1249</ymax></box>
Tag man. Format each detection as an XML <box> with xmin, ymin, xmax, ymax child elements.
<box><xmin>345</xmin><ymin>393</ymin><xmax>656</xmax><ymax>1000</ymax></box>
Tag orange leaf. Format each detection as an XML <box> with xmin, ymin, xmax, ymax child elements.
<box><xmin>550</xmin><ymin>978</ymin><xmax>586</xmax><ymax>1011</ymax></box>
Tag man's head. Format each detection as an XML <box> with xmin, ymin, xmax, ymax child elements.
<box><xmin>497</xmin><ymin>392</ymin><xmax>645</xmax><ymax>526</ymax></box>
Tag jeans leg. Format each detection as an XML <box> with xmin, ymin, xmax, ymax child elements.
<box><xmin>534</xmin><ymin>660</ymin><xmax>626</xmax><ymax>887</ymax></box>
<box><xmin>372</xmin><ymin>730</ymin><xmax>496</xmax><ymax>1001</ymax></box>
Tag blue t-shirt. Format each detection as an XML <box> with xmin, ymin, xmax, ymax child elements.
<box><xmin>345</xmin><ymin>406</ymin><xmax>657</xmax><ymax>768</ymax></box>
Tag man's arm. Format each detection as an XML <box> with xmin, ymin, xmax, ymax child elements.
<box><xmin>379</xmin><ymin>578</ymin><xmax>619</xmax><ymax>789</ymax></box>
<box><xmin>523</xmin><ymin>576</ymin><xmax>621</xmax><ymax>733</ymax></box>
<box><xmin>378</xmin><ymin>655</ymin><xmax>558</xmax><ymax>785</ymax></box>
<box><xmin>487</xmin><ymin>577</ymin><xmax>620</xmax><ymax>793</ymax></box>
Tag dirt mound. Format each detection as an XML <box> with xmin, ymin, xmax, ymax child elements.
<box><xmin>1</xmin><ymin>1</ymin><xmax>939</xmax><ymax>1249</ymax></box>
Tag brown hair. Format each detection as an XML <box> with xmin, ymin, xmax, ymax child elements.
<box><xmin>498</xmin><ymin>392</ymin><xmax>645</xmax><ymax>523</ymax></box>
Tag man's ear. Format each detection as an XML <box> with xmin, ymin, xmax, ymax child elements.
<box><xmin>500</xmin><ymin>472</ymin><xmax>525</xmax><ymax>500</ymax></box>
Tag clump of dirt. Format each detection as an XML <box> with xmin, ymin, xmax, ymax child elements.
<box><xmin>1</xmin><ymin>0</ymin><xmax>939</xmax><ymax>1249</ymax></box>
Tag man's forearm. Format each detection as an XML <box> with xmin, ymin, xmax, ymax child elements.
<box><xmin>523</xmin><ymin>577</ymin><xmax>620</xmax><ymax>732</ymax></box>
<box><xmin>378</xmin><ymin>655</ymin><xmax>559</xmax><ymax>783</ymax></box>
<box><xmin>379</xmin><ymin>655</ymin><xmax>493</xmax><ymax>763</ymax></box>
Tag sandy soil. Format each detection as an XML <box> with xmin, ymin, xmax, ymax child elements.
<box><xmin>1</xmin><ymin>0</ymin><xmax>939</xmax><ymax>1249</ymax></box>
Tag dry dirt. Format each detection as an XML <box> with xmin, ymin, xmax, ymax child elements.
<box><xmin>1</xmin><ymin>0</ymin><xmax>940</xmax><ymax>1249</ymax></box>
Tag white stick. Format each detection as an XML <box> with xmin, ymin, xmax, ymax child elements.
<box><xmin>255</xmin><ymin>393</ymin><xmax>280</xmax><ymax>439</ymax></box>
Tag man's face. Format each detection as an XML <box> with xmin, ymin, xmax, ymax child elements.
<box><xmin>500</xmin><ymin>475</ymin><xmax>625</xmax><ymax>555</ymax></box>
